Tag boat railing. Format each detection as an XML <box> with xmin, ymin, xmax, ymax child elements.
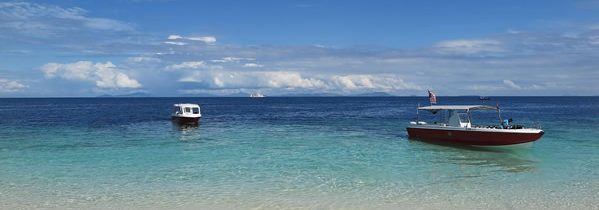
<box><xmin>410</xmin><ymin>121</ymin><xmax>540</xmax><ymax>130</ymax></box>
<box><xmin>472</xmin><ymin>124</ymin><xmax>503</xmax><ymax>129</ymax></box>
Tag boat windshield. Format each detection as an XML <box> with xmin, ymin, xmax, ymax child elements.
<box><xmin>173</xmin><ymin>106</ymin><xmax>182</xmax><ymax>114</ymax></box>
<box><xmin>192</xmin><ymin>107</ymin><xmax>199</xmax><ymax>114</ymax></box>
<box><xmin>469</xmin><ymin>110</ymin><xmax>500</xmax><ymax>126</ymax></box>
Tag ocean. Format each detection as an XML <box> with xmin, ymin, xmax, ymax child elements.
<box><xmin>1</xmin><ymin>97</ymin><xmax>597</xmax><ymax>209</ymax></box>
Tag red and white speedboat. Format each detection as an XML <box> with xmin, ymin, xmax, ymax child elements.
<box><xmin>406</xmin><ymin>105</ymin><xmax>544</xmax><ymax>146</ymax></box>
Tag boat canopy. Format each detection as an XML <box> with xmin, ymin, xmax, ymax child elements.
<box><xmin>418</xmin><ymin>105</ymin><xmax>498</xmax><ymax>112</ymax></box>
<box><xmin>174</xmin><ymin>103</ymin><xmax>200</xmax><ymax>108</ymax></box>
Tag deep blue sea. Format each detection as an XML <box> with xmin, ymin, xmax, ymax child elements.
<box><xmin>1</xmin><ymin>97</ymin><xmax>597</xmax><ymax>209</ymax></box>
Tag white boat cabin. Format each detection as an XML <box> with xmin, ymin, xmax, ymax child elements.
<box><xmin>172</xmin><ymin>103</ymin><xmax>202</xmax><ymax>118</ymax></box>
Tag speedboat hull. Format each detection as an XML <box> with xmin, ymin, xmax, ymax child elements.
<box><xmin>407</xmin><ymin>126</ymin><xmax>544</xmax><ymax>146</ymax></box>
<box><xmin>171</xmin><ymin>116</ymin><xmax>200</xmax><ymax>125</ymax></box>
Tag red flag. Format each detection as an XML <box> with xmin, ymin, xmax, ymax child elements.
<box><xmin>428</xmin><ymin>90</ymin><xmax>437</xmax><ymax>105</ymax></box>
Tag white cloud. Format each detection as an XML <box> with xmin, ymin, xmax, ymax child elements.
<box><xmin>589</xmin><ymin>35</ymin><xmax>599</xmax><ymax>45</ymax></box>
<box><xmin>165</xmin><ymin>61</ymin><xmax>225</xmax><ymax>72</ymax></box>
<box><xmin>187</xmin><ymin>36</ymin><xmax>216</xmax><ymax>44</ymax></box>
<box><xmin>127</xmin><ymin>56</ymin><xmax>161</xmax><ymax>63</ymax></box>
<box><xmin>0</xmin><ymin>2</ymin><xmax>133</xmax><ymax>37</ymax></box>
<box><xmin>167</xmin><ymin>35</ymin><xmax>183</xmax><ymax>40</ymax></box>
<box><xmin>243</xmin><ymin>63</ymin><xmax>264</xmax><ymax>68</ymax></box>
<box><xmin>166</xmin><ymin>61</ymin><xmax>207</xmax><ymax>70</ymax></box>
<box><xmin>210</xmin><ymin>57</ymin><xmax>255</xmax><ymax>63</ymax></box>
<box><xmin>83</xmin><ymin>18</ymin><xmax>132</xmax><ymax>31</ymax></box>
<box><xmin>332</xmin><ymin>75</ymin><xmax>375</xmax><ymax>89</ymax></box>
<box><xmin>42</xmin><ymin>62</ymin><xmax>90</xmax><ymax>80</ymax></box>
<box><xmin>331</xmin><ymin>74</ymin><xmax>420</xmax><ymax>91</ymax></box>
<box><xmin>166</xmin><ymin>34</ymin><xmax>216</xmax><ymax>44</ymax></box>
<box><xmin>507</xmin><ymin>29</ymin><xmax>521</xmax><ymax>34</ymax></box>
<box><xmin>94</xmin><ymin>63</ymin><xmax>141</xmax><ymax>88</ymax></box>
<box><xmin>169</xmin><ymin>61</ymin><xmax>205</xmax><ymax>69</ymax></box>
<box><xmin>163</xmin><ymin>41</ymin><xmax>187</xmax><ymax>46</ymax></box>
<box><xmin>262</xmin><ymin>72</ymin><xmax>327</xmax><ymax>89</ymax></box>
<box><xmin>503</xmin><ymin>80</ymin><xmax>522</xmax><ymax>89</ymax></box>
<box><xmin>466</xmin><ymin>80</ymin><xmax>544</xmax><ymax>92</ymax></box>
<box><xmin>180</xmin><ymin>71</ymin><xmax>328</xmax><ymax>89</ymax></box>
<box><xmin>503</xmin><ymin>80</ymin><xmax>544</xmax><ymax>90</ymax></box>
<box><xmin>465</xmin><ymin>84</ymin><xmax>505</xmax><ymax>91</ymax></box>
<box><xmin>0</xmin><ymin>79</ymin><xmax>27</xmax><ymax>92</ymax></box>
<box><xmin>179</xmin><ymin>70</ymin><xmax>420</xmax><ymax>93</ymax></box>
<box><xmin>562</xmin><ymin>33</ymin><xmax>579</xmax><ymax>38</ymax></box>
<box><xmin>41</xmin><ymin>61</ymin><xmax>141</xmax><ymax>89</ymax></box>
<box><xmin>435</xmin><ymin>39</ymin><xmax>505</xmax><ymax>54</ymax></box>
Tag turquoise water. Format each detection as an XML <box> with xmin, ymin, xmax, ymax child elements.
<box><xmin>1</xmin><ymin>97</ymin><xmax>597</xmax><ymax>209</ymax></box>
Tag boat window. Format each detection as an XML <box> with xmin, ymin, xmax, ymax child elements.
<box><xmin>185</xmin><ymin>107</ymin><xmax>191</xmax><ymax>113</ymax></box>
<box><xmin>192</xmin><ymin>107</ymin><xmax>199</xmax><ymax>114</ymax></box>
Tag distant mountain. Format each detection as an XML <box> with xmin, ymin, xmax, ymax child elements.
<box><xmin>97</xmin><ymin>92</ymin><xmax>152</xmax><ymax>97</ymax></box>
<box><xmin>94</xmin><ymin>91</ymin><xmax>396</xmax><ymax>97</ymax></box>
<box><xmin>226</xmin><ymin>92</ymin><xmax>253</xmax><ymax>97</ymax></box>
<box><xmin>354</xmin><ymin>92</ymin><xmax>394</xmax><ymax>97</ymax></box>
<box><xmin>179</xmin><ymin>92</ymin><xmax>250</xmax><ymax>97</ymax></box>
<box><xmin>276</xmin><ymin>92</ymin><xmax>396</xmax><ymax>97</ymax></box>
<box><xmin>278</xmin><ymin>93</ymin><xmax>342</xmax><ymax>97</ymax></box>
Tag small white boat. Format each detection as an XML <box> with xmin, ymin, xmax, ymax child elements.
<box><xmin>171</xmin><ymin>103</ymin><xmax>201</xmax><ymax>124</ymax></box>
<box><xmin>250</xmin><ymin>92</ymin><xmax>265</xmax><ymax>98</ymax></box>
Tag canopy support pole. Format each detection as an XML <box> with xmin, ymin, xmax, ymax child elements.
<box><xmin>497</xmin><ymin>106</ymin><xmax>503</xmax><ymax>126</ymax></box>
<box><xmin>416</xmin><ymin>103</ymin><xmax>420</xmax><ymax>124</ymax></box>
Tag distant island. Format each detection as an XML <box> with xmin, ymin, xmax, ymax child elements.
<box><xmin>95</xmin><ymin>91</ymin><xmax>402</xmax><ymax>97</ymax></box>
<box><xmin>354</xmin><ymin>92</ymin><xmax>394</xmax><ymax>97</ymax></box>
<box><xmin>96</xmin><ymin>92</ymin><xmax>152</xmax><ymax>97</ymax></box>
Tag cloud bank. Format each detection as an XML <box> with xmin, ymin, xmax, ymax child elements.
<box><xmin>0</xmin><ymin>2</ymin><xmax>133</xmax><ymax>38</ymax></box>
<box><xmin>42</xmin><ymin>61</ymin><xmax>142</xmax><ymax>89</ymax></box>
<box><xmin>1</xmin><ymin>2</ymin><xmax>598</xmax><ymax>96</ymax></box>
<box><xmin>434</xmin><ymin>39</ymin><xmax>505</xmax><ymax>54</ymax></box>
<box><xmin>0</xmin><ymin>79</ymin><xmax>27</xmax><ymax>92</ymax></box>
<box><xmin>167</xmin><ymin>34</ymin><xmax>216</xmax><ymax>45</ymax></box>
<box><xmin>175</xmin><ymin>68</ymin><xmax>420</xmax><ymax>94</ymax></box>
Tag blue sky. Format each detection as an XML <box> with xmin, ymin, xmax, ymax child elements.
<box><xmin>1</xmin><ymin>0</ymin><xmax>598</xmax><ymax>96</ymax></box>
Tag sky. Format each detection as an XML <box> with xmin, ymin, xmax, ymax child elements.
<box><xmin>1</xmin><ymin>0</ymin><xmax>599</xmax><ymax>97</ymax></box>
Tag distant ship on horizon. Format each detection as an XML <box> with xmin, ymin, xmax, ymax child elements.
<box><xmin>250</xmin><ymin>92</ymin><xmax>266</xmax><ymax>98</ymax></box>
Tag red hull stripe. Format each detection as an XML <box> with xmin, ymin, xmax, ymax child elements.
<box><xmin>407</xmin><ymin>127</ymin><xmax>543</xmax><ymax>146</ymax></box>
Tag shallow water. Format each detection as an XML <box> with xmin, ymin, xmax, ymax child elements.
<box><xmin>0</xmin><ymin>97</ymin><xmax>597</xmax><ymax>209</ymax></box>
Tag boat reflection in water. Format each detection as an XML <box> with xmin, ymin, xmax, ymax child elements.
<box><xmin>410</xmin><ymin>139</ymin><xmax>538</xmax><ymax>173</ymax></box>
<box><xmin>172</xmin><ymin>121</ymin><xmax>201</xmax><ymax>141</ymax></box>
<box><xmin>172</xmin><ymin>121</ymin><xmax>199</xmax><ymax>130</ymax></box>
